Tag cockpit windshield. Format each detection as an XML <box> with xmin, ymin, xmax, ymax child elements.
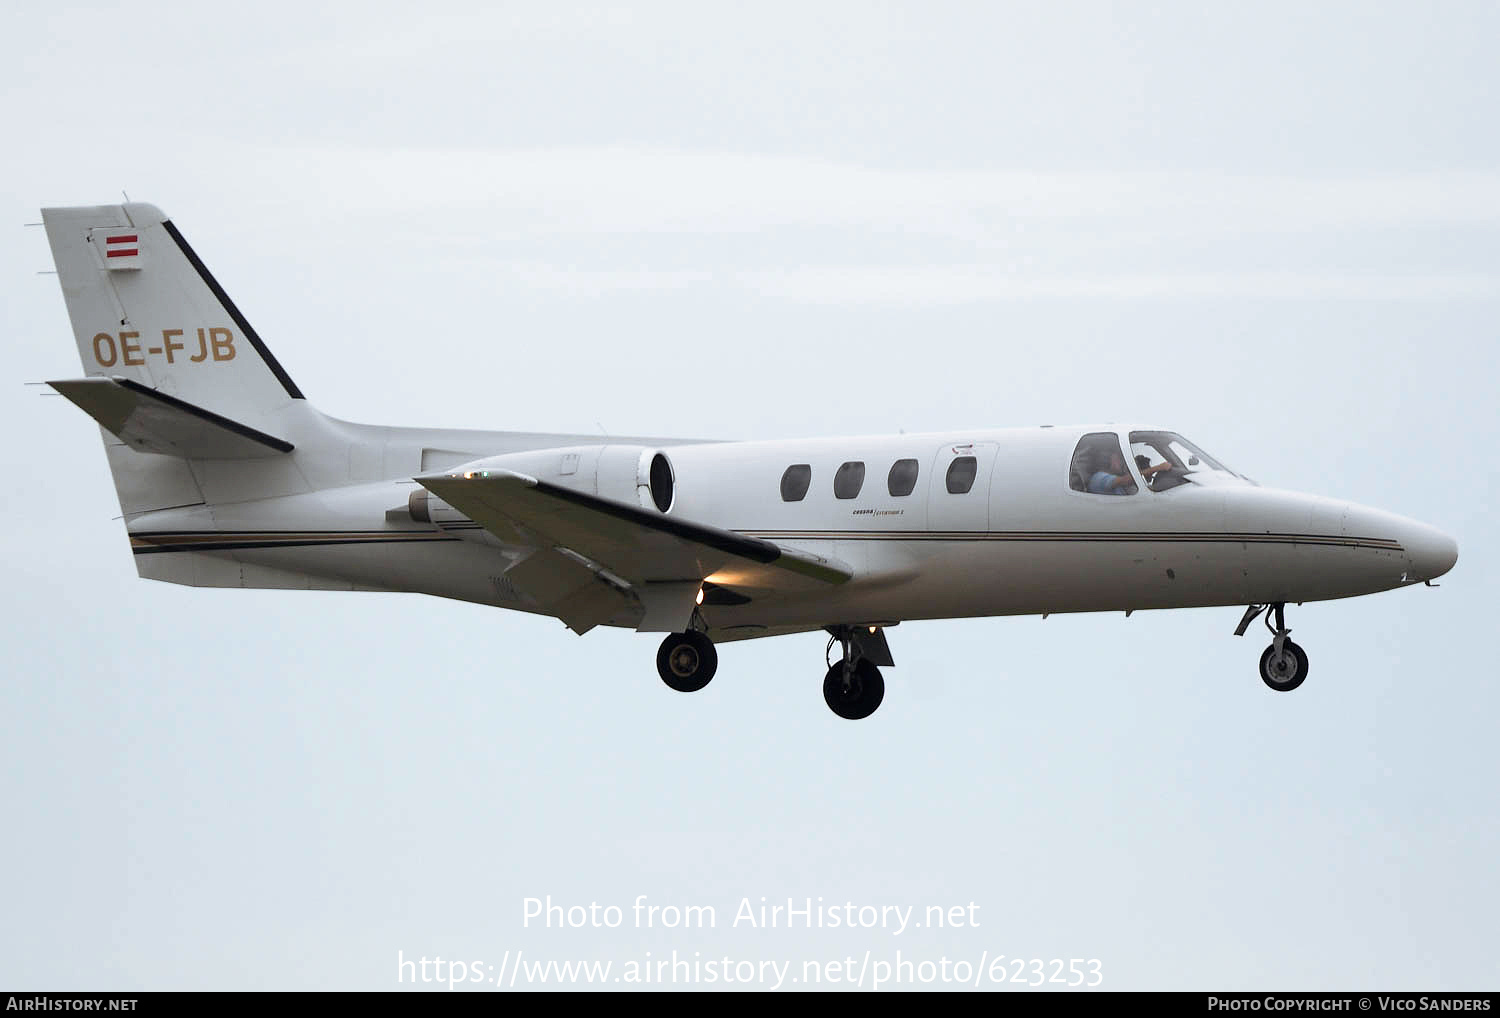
<box><xmin>1128</xmin><ymin>431</ymin><xmax>1244</xmax><ymax>492</ymax></box>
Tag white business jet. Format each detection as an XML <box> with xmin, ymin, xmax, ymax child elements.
<box><xmin>39</xmin><ymin>203</ymin><xmax>1458</xmax><ymax>719</ymax></box>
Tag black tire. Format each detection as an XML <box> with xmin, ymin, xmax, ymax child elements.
<box><xmin>1259</xmin><ymin>639</ymin><xmax>1309</xmax><ymax>692</ymax></box>
<box><xmin>656</xmin><ymin>631</ymin><xmax>717</xmax><ymax>692</ymax></box>
<box><xmin>822</xmin><ymin>659</ymin><xmax>885</xmax><ymax>720</ymax></box>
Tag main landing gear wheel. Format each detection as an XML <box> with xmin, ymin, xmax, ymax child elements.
<box><xmin>656</xmin><ymin>631</ymin><xmax>717</xmax><ymax>693</ymax></box>
<box><xmin>823</xmin><ymin>658</ymin><xmax>885</xmax><ymax>720</ymax></box>
<box><xmin>1259</xmin><ymin>640</ymin><xmax>1309</xmax><ymax>692</ymax></box>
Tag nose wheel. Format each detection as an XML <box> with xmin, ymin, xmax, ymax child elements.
<box><xmin>656</xmin><ymin>631</ymin><xmax>717</xmax><ymax>692</ymax></box>
<box><xmin>1259</xmin><ymin>639</ymin><xmax>1309</xmax><ymax>691</ymax></box>
<box><xmin>1237</xmin><ymin>602</ymin><xmax>1311</xmax><ymax>692</ymax></box>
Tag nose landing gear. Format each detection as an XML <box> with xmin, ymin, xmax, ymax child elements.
<box><xmin>1236</xmin><ymin>602</ymin><xmax>1310</xmax><ymax>692</ymax></box>
<box><xmin>1259</xmin><ymin>638</ymin><xmax>1309</xmax><ymax>691</ymax></box>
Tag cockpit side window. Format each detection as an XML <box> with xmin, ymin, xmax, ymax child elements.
<box><xmin>1068</xmin><ymin>433</ymin><xmax>1137</xmax><ymax>496</ymax></box>
<box><xmin>1128</xmin><ymin>431</ymin><xmax>1241</xmax><ymax>492</ymax></box>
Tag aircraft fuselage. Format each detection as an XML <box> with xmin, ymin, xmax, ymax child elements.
<box><xmin>123</xmin><ymin>425</ymin><xmax>1457</xmax><ymax>640</ymax></box>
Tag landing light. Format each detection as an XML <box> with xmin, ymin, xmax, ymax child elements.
<box><xmin>696</xmin><ymin>587</ymin><xmax>705</xmax><ymax>605</ymax></box>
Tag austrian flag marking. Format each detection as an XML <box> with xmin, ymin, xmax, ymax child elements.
<box><xmin>89</xmin><ymin>226</ymin><xmax>143</xmax><ymax>270</ymax></box>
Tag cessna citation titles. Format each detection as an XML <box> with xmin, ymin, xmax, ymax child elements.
<box><xmin>40</xmin><ymin>203</ymin><xmax>1459</xmax><ymax>719</ymax></box>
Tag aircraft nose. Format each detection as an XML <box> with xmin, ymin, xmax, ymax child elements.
<box><xmin>1405</xmin><ymin>523</ymin><xmax>1459</xmax><ymax>582</ymax></box>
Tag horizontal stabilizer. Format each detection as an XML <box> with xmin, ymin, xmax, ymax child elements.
<box><xmin>47</xmin><ymin>376</ymin><xmax>293</xmax><ymax>459</ymax></box>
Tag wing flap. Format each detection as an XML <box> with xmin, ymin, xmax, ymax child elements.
<box><xmin>501</xmin><ymin>547</ymin><xmax>630</xmax><ymax>635</ymax></box>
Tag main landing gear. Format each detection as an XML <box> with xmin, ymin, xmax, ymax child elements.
<box><xmin>655</xmin><ymin>630</ymin><xmax>717</xmax><ymax>693</ymax></box>
<box><xmin>1235</xmin><ymin>602</ymin><xmax>1310</xmax><ymax>692</ymax></box>
<box><xmin>654</xmin><ymin>624</ymin><xmax>892</xmax><ymax>719</ymax></box>
<box><xmin>822</xmin><ymin>627</ymin><xmax>886</xmax><ymax>720</ymax></box>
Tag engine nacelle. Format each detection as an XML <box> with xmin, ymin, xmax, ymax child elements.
<box><xmin>588</xmin><ymin>444</ymin><xmax>676</xmax><ymax>513</ymax></box>
<box><xmin>409</xmin><ymin>445</ymin><xmax>676</xmax><ymax>530</ymax></box>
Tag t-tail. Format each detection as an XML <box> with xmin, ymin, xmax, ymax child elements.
<box><xmin>41</xmin><ymin>202</ymin><xmax>365</xmax><ymax>590</ymax></box>
<box><xmin>44</xmin><ymin>203</ymin><xmax>308</xmax><ymax>425</ymax></box>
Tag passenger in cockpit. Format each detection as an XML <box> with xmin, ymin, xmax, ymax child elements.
<box><xmin>1087</xmin><ymin>448</ymin><xmax>1138</xmax><ymax>495</ymax></box>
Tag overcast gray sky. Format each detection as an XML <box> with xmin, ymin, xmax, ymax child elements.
<box><xmin>3</xmin><ymin>0</ymin><xmax>1497</xmax><ymax>991</ymax></box>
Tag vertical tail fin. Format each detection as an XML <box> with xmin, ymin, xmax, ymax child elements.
<box><xmin>41</xmin><ymin>202</ymin><xmax>325</xmax><ymax>522</ymax></box>
<box><xmin>41</xmin><ymin>202</ymin><xmax>305</xmax><ymax>426</ymax></box>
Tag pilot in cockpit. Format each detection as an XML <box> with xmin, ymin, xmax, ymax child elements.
<box><xmin>1088</xmin><ymin>447</ymin><xmax>1170</xmax><ymax>495</ymax></box>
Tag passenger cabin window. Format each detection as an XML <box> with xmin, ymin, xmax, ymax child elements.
<box><xmin>1128</xmin><ymin>431</ymin><xmax>1242</xmax><ymax>493</ymax></box>
<box><xmin>780</xmin><ymin>464</ymin><xmax>812</xmax><ymax>502</ymax></box>
<box><xmin>888</xmin><ymin>459</ymin><xmax>919</xmax><ymax>497</ymax></box>
<box><xmin>1069</xmin><ymin>433</ymin><xmax>1137</xmax><ymax>496</ymax></box>
<box><xmin>945</xmin><ymin>456</ymin><xmax>978</xmax><ymax>494</ymax></box>
<box><xmin>834</xmin><ymin>461</ymin><xmax>866</xmax><ymax>499</ymax></box>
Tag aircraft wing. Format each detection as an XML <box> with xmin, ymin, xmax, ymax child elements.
<box><xmin>416</xmin><ymin>468</ymin><xmax>851</xmax><ymax>632</ymax></box>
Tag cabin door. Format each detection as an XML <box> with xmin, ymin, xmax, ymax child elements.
<box><xmin>928</xmin><ymin>441</ymin><xmax>999</xmax><ymax>533</ymax></box>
